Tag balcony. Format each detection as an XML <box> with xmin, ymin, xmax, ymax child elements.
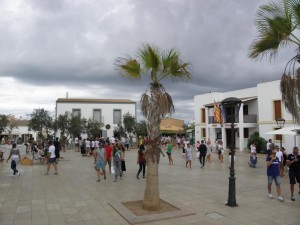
<box><xmin>208</xmin><ymin>114</ymin><xmax>257</xmax><ymax>124</ymax></box>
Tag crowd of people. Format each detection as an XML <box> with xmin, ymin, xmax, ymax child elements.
<box><xmin>4</xmin><ymin>135</ymin><xmax>300</xmax><ymax>204</ymax></box>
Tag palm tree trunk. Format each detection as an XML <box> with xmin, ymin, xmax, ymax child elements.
<box><xmin>143</xmin><ymin>144</ymin><xmax>160</xmax><ymax>210</ymax></box>
<box><xmin>142</xmin><ymin>84</ymin><xmax>161</xmax><ymax>211</ymax></box>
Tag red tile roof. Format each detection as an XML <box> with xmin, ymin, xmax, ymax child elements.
<box><xmin>56</xmin><ymin>98</ymin><xmax>135</xmax><ymax>104</ymax></box>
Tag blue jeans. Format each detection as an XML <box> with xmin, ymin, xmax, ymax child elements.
<box><xmin>114</xmin><ymin>160</ymin><xmax>121</xmax><ymax>180</ymax></box>
<box><xmin>11</xmin><ymin>160</ymin><xmax>18</xmax><ymax>175</ymax></box>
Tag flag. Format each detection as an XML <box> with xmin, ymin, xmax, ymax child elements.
<box><xmin>214</xmin><ymin>102</ymin><xmax>221</xmax><ymax>123</ymax></box>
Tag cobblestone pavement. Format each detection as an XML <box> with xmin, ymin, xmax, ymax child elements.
<box><xmin>0</xmin><ymin>146</ymin><xmax>299</xmax><ymax>225</ymax></box>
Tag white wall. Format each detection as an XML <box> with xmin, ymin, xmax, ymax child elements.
<box><xmin>56</xmin><ymin>101</ymin><xmax>136</xmax><ymax>138</ymax></box>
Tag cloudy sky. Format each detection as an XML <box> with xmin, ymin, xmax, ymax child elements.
<box><xmin>0</xmin><ymin>0</ymin><xmax>294</xmax><ymax>123</ymax></box>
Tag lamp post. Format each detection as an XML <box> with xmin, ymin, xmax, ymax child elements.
<box><xmin>275</xmin><ymin>118</ymin><xmax>285</xmax><ymax>148</ymax></box>
<box><xmin>221</xmin><ymin>97</ymin><xmax>242</xmax><ymax>207</ymax></box>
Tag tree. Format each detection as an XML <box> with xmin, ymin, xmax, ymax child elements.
<box><xmin>136</xmin><ymin>120</ymin><xmax>148</xmax><ymax>137</ymax></box>
<box><xmin>115</xmin><ymin>44</ymin><xmax>191</xmax><ymax>210</ymax></box>
<box><xmin>28</xmin><ymin>108</ymin><xmax>53</xmax><ymax>140</ymax></box>
<box><xmin>0</xmin><ymin>114</ymin><xmax>9</xmax><ymax>141</ymax></box>
<box><xmin>85</xmin><ymin>119</ymin><xmax>103</xmax><ymax>138</ymax></box>
<box><xmin>68</xmin><ymin>115</ymin><xmax>86</xmax><ymax>139</ymax></box>
<box><xmin>56</xmin><ymin>112</ymin><xmax>70</xmax><ymax>138</ymax></box>
<box><xmin>249</xmin><ymin>0</ymin><xmax>300</xmax><ymax>122</ymax></box>
<box><xmin>123</xmin><ymin>112</ymin><xmax>136</xmax><ymax>137</ymax></box>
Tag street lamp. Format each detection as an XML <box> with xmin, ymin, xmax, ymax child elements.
<box><xmin>221</xmin><ymin>97</ymin><xmax>242</xmax><ymax>207</ymax></box>
<box><xmin>275</xmin><ymin>118</ymin><xmax>285</xmax><ymax>148</ymax></box>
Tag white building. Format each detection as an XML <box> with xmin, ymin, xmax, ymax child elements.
<box><xmin>194</xmin><ymin>80</ymin><xmax>298</xmax><ymax>154</ymax></box>
<box><xmin>56</xmin><ymin>98</ymin><xmax>136</xmax><ymax>138</ymax></box>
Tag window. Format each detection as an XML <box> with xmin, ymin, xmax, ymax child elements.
<box><xmin>93</xmin><ymin>109</ymin><xmax>102</xmax><ymax>123</ymax></box>
<box><xmin>201</xmin><ymin>108</ymin><xmax>206</xmax><ymax>123</ymax></box>
<box><xmin>274</xmin><ymin>100</ymin><xmax>282</xmax><ymax>119</ymax></box>
<box><xmin>72</xmin><ymin>109</ymin><xmax>81</xmax><ymax>117</ymax></box>
<box><xmin>202</xmin><ymin>128</ymin><xmax>206</xmax><ymax>138</ymax></box>
<box><xmin>113</xmin><ymin>109</ymin><xmax>122</xmax><ymax>124</ymax></box>
<box><xmin>244</xmin><ymin>128</ymin><xmax>249</xmax><ymax>138</ymax></box>
<box><xmin>243</xmin><ymin>105</ymin><xmax>248</xmax><ymax>115</ymax></box>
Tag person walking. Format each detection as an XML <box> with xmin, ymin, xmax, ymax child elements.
<box><xmin>112</xmin><ymin>145</ymin><xmax>121</xmax><ymax>182</ymax></box>
<box><xmin>248</xmin><ymin>142</ymin><xmax>257</xmax><ymax>168</ymax></box>
<box><xmin>105</xmin><ymin>141</ymin><xmax>112</xmax><ymax>173</ymax></box>
<box><xmin>266</xmin><ymin>145</ymin><xmax>284</xmax><ymax>202</ymax></box>
<box><xmin>45</xmin><ymin>141</ymin><xmax>58</xmax><ymax>175</ymax></box>
<box><xmin>6</xmin><ymin>143</ymin><xmax>21</xmax><ymax>176</ymax></box>
<box><xmin>286</xmin><ymin>146</ymin><xmax>300</xmax><ymax>201</ymax></box>
<box><xmin>206</xmin><ymin>139</ymin><xmax>212</xmax><ymax>163</ymax></box>
<box><xmin>136</xmin><ymin>147</ymin><xmax>146</xmax><ymax>179</ymax></box>
<box><xmin>54</xmin><ymin>137</ymin><xmax>61</xmax><ymax>162</ymax></box>
<box><xmin>185</xmin><ymin>143</ymin><xmax>193</xmax><ymax>168</ymax></box>
<box><xmin>93</xmin><ymin>143</ymin><xmax>106</xmax><ymax>182</ymax></box>
<box><xmin>119</xmin><ymin>144</ymin><xmax>126</xmax><ymax>175</ymax></box>
<box><xmin>198</xmin><ymin>140</ymin><xmax>207</xmax><ymax>168</ymax></box>
<box><xmin>165</xmin><ymin>140</ymin><xmax>173</xmax><ymax>165</ymax></box>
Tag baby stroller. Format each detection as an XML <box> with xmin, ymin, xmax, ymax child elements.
<box><xmin>248</xmin><ymin>155</ymin><xmax>257</xmax><ymax>168</ymax></box>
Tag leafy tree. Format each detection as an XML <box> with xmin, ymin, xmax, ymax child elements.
<box><xmin>115</xmin><ymin>43</ymin><xmax>191</xmax><ymax>210</ymax></box>
<box><xmin>247</xmin><ymin>132</ymin><xmax>267</xmax><ymax>154</ymax></box>
<box><xmin>28</xmin><ymin>108</ymin><xmax>53</xmax><ymax>140</ymax></box>
<box><xmin>56</xmin><ymin>112</ymin><xmax>71</xmax><ymax>138</ymax></box>
<box><xmin>123</xmin><ymin>112</ymin><xmax>136</xmax><ymax>136</ymax></box>
<box><xmin>85</xmin><ymin>119</ymin><xmax>103</xmax><ymax>138</ymax></box>
<box><xmin>0</xmin><ymin>114</ymin><xmax>9</xmax><ymax>141</ymax></box>
<box><xmin>136</xmin><ymin>120</ymin><xmax>148</xmax><ymax>137</ymax></box>
<box><xmin>68</xmin><ymin>115</ymin><xmax>86</xmax><ymax>139</ymax></box>
<box><xmin>249</xmin><ymin>0</ymin><xmax>300</xmax><ymax>122</ymax></box>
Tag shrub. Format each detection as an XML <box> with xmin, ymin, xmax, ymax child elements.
<box><xmin>247</xmin><ymin>132</ymin><xmax>267</xmax><ymax>153</ymax></box>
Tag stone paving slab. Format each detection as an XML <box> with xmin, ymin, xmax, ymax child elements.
<box><xmin>0</xmin><ymin>147</ymin><xmax>299</xmax><ymax>225</ymax></box>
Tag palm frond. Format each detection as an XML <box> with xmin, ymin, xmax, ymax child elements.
<box><xmin>160</xmin><ymin>48</ymin><xmax>192</xmax><ymax>81</ymax></box>
<box><xmin>115</xmin><ymin>56</ymin><xmax>141</xmax><ymax>80</ymax></box>
<box><xmin>140</xmin><ymin>92</ymin><xmax>150</xmax><ymax>118</ymax></box>
<box><xmin>249</xmin><ymin>0</ymin><xmax>300</xmax><ymax>59</ymax></box>
<box><xmin>281</xmin><ymin>72</ymin><xmax>299</xmax><ymax>120</ymax></box>
<box><xmin>137</xmin><ymin>44</ymin><xmax>161</xmax><ymax>81</ymax></box>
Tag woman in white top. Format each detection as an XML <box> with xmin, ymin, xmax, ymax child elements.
<box><xmin>185</xmin><ymin>143</ymin><xmax>193</xmax><ymax>168</ymax></box>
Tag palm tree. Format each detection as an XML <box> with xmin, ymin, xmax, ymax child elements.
<box><xmin>249</xmin><ymin>0</ymin><xmax>300</xmax><ymax>122</ymax></box>
<box><xmin>115</xmin><ymin>44</ymin><xmax>191</xmax><ymax>210</ymax></box>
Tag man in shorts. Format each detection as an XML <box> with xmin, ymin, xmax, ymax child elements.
<box><xmin>266</xmin><ymin>145</ymin><xmax>284</xmax><ymax>202</ymax></box>
<box><xmin>45</xmin><ymin>141</ymin><xmax>58</xmax><ymax>175</ymax></box>
<box><xmin>287</xmin><ymin>146</ymin><xmax>300</xmax><ymax>201</ymax></box>
<box><xmin>94</xmin><ymin>143</ymin><xmax>106</xmax><ymax>182</ymax></box>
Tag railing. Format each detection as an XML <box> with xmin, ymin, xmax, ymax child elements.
<box><xmin>208</xmin><ymin>114</ymin><xmax>257</xmax><ymax>124</ymax></box>
<box><xmin>243</xmin><ymin>114</ymin><xmax>257</xmax><ymax>123</ymax></box>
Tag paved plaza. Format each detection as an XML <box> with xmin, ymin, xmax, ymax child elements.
<box><xmin>0</xmin><ymin>146</ymin><xmax>300</xmax><ymax>225</ymax></box>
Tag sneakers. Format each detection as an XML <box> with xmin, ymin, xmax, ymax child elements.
<box><xmin>278</xmin><ymin>196</ymin><xmax>284</xmax><ymax>202</ymax></box>
<box><xmin>268</xmin><ymin>194</ymin><xmax>273</xmax><ymax>199</ymax></box>
<box><xmin>291</xmin><ymin>196</ymin><xmax>295</xmax><ymax>201</ymax></box>
<box><xmin>17</xmin><ymin>171</ymin><xmax>20</xmax><ymax>176</ymax></box>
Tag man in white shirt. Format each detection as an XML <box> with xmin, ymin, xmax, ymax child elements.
<box><xmin>275</xmin><ymin>145</ymin><xmax>283</xmax><ymax>164</ymax></box>
<box><xmin>74</xmin><ymin>137</ymin><xmax>79</xmax><ymax>152</ymax></box>
<box><xmin>45</xmin><ymin>141</ymin><xmax>58</xmax><ymax>175</ymax></box>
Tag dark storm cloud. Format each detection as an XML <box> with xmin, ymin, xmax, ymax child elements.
<box><xmin>0</xmin><ymin>0</ymin><xmax>292</xmax><ymax>122</ymax></box>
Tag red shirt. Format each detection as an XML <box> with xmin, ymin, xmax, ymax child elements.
<box><xmin>105</xmin><ymin>145</ymin><xmax>112</xmax><ymax>160</ymax></box>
